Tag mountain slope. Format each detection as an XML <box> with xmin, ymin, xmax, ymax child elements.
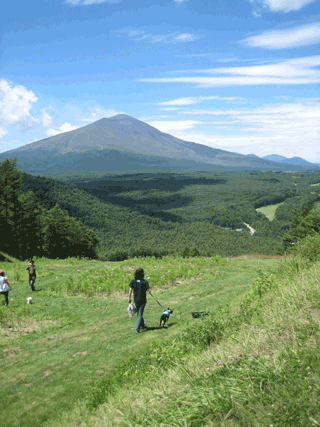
<box><xmin>0</xmin><ymin>114</ymin><xmax>316</xmax><ymax>175</ymax></box>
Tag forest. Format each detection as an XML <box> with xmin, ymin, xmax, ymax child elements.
<box><xmin>1</xmin><ymin>157</ymin><xmax>320</xmax><ymax>261</ymax></box>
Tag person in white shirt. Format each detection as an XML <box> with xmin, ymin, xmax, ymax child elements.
<box><xmin>0</xmin><ymin>270</ymin><xmax>11</xmax><ymax>306</ymax></box>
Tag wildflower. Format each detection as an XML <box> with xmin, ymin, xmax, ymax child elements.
<box><xmin>218</xmin><ymin>362</ymin><xmax>222</xmax><ymax>366</ymax></box>
<box><xmin>206</xmin><ymin>368</ymin><xmax>210</xmax><ymax>371</ymax></box>
<box><xmin>239</xmin><ymin>353</ymin><xmax>243</xmax><ymax>357</ymax></box>
<box><xmin>234</xmin><ymin>357</ymin><xmax>238</xmax><ymax>361</ymax></box>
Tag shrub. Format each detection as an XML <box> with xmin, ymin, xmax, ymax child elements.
<box><xmin>189</xmin><ymin>246</ymin><xmax>201</xmax><ymax>257</ymax></box>
<box><xmin>294</xmin><ymin>232</ymin><xmax>320</xmax><ymax>263</ymax></box>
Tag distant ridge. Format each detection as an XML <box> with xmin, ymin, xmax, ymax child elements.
<box><xmin>262</xmin><ymin>154</ymin><xmax>314</xmax><ymax>165</ymax></box>
<box><xmin>0</xmin><ymin>114</ymin><xmax>318</xmax><ymax>175</ymax></box>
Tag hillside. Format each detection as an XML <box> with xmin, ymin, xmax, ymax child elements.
<box><xmin>0</xmin><ymin>114</ymin><xmax>314</xmax><ymax>176</ymax></box>
<box><xmin>3</xmin><ymin>167</ymin><xmax>315</xmax><ymax>260</ymax></box>
<box><xmin>1</xmin><ymin>253</ymin><xmax>319</xmax><ymax>427</ymax></box>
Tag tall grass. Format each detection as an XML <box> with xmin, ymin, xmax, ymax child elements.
<box><xmin>47</xmin><ymin>256</ymin><xmax>225</xmax><ymax>296</ymax></box>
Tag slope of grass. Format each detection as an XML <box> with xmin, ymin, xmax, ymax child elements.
<box><xmin>0</xmin><ymin>255</ymin><xmax>282</xmax><ymax>427</ymax></box>
<box><xmin>256</xmin><ymin>202</ymin><xmax>284</xmax><ymax>220</ymax></box>
<box><xmin>40</xmin><ymin>255</ymin><xmax>320</xmax><ymax>427</ymax></box>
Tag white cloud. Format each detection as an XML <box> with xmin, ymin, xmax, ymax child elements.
<box><xmin>78</xmin><ymin>106</ymin><xmax>124</xmax><ymax>122</ymax></box>
<box><xmin>46</xmin><ymin>123</ymin><xmax>78</xmax><ymax>137</ymax></box>
<box><xmin>67</xmin><ymin>0</ymin><xmax>121</xmax><ymax>5</ymax></box>
<box><xmin>145</xmin><ymin>120</ymin><xmax>202</xmax><ymax>133</ymax></box>
<box><xmin>173</xmin><ymin>33</ymin><xmax>200</xmax><ymax>42</ymax></box>
<box><xmin>0</xmin><ymin>79</ymin><xmax>38</xmax><ymax>133</ymax></box>
<box><xmin>256</xmin><ymin>0</ymin><xmax>316</xmax><ymax>12</ymax></box>
<box><xmin>158</xmin><ymin>96</ymin><xmax>240</xmax><ymax>106</ymax></box>
<box><xmin>242</xmin><ymin>23</ymin><xmax>320</xmax><ymax>49</ymax></box>
<box><xmin>115</xmin><ymin>28</ymin><xmax>201</xmax><ymax>44</ymax></box>
<box><xmin>141</xmin><ymin>55</ymin><xmax>320</xmax><ymax>87</ymax></box>
<box><xmin>42</xmin><ymin>109</ymin><xmax>53</xmax><ymax>127</ymax></box>
<box><xmin>161</xmin><ymin>98</ymin><xmax>320</xmax><ymax>161</ymax></box>
<box><xmin>0</xmin><ymin>127</ymin><xmax>8</xmax><ymax>139</ymax></box>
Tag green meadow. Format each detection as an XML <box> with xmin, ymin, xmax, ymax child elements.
<box><xmin>256</xmin><ymin>202</ymin><xmax>284</xmax><ymax>221</ymax></box>
<box><xmin>0</xmin><ymin>254</ymin><xmax>289</xmax><ymax>427</ymax></box>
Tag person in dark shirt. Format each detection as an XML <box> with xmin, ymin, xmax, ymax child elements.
<box><xmin>26</xmin><ymin>259</ymin><xmax>36</xmax><ymax>291</ymax></box>
<box><xmin>128</xmin><ymin>268</ymin><xmax>152</xmax><ymax>334</ymax></box>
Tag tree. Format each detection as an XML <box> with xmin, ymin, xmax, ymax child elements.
<box><xmin>280</xmin><ymin>199</ymin><xmax>319</xmax><ymax>253</ymax></box>
<box><xmin>41</xmin><ymin>204</ymin><xmax>99</xmax><ymax>259</ymax></box>
<box><xmin>0</xmin><ymin>158</ymin><xmax>22</xmax><ymax>254</ymax></box>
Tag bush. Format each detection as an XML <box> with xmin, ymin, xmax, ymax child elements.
<box><xmin>107</xmin><ymin>250</ymin><xmax>128</xmax><ymax>262</ymax></box>
<box><xmin>179</xmin><ymin>246</ymin><xmax>202</xmax><ymax>258</ymax></box>
<box><xmin>179</xmin><ymin>247</ymin><xmax>190</xmax><ymax>258</ymax></box>
<box><xmin>294</xmin><ymin>232</ymin><xmax>320</xmax><ymax>263</ymax></box>
<box><xmin>189</xmin><ymin>246</ymin><xmax>201</xmax><ymax>257</ymax></box>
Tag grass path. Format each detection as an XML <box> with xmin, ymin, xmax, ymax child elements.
<box><xmin>0</xmin><ymin>257</ymin><xmax>282</xmax><ymax>427</ymax></box>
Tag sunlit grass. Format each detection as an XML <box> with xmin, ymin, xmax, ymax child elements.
<box><xmin>256</xmin><ymin>202</ymin><xmax>284</xmax><ymax>221</ymax></box>
<box><xmin>44</xmin><ymin>257</ymin><xmax>320</xmax><ymax>427</ymax></box>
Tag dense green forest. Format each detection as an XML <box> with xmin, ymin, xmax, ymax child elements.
<box><xmin>2</xmin><ymin>157</ymin><xmax>320</xmax><ymax>260</ymax></box>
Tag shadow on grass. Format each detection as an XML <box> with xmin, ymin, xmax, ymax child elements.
<box><xmin>145</xmin><ymin>322</ymin><xmax>177</xmax><ymax>331</ymax></box>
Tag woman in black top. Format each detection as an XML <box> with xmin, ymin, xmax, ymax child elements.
<box><xmin>26</xmin><ymin>259</ymin><xmax>36</xmax><ymax>291</ymax></box>
<box><xmin>128</xmin><ymin>268</ymin><xmax>152</xmax><ymax>334</ymax></box>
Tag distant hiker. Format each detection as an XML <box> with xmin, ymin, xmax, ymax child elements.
<box><xmin>128</xmin><ymin>268</ymin><xmax>152</xmax><ymax>334</ymax></box>
<box><xmin>0</xmin><ymin>270</ymin><xmax>11</xmax><ymax>306</ymax></box>
<box><xmin>26</xmin><ymin>259</ymin><xmax>36</xmax><ymax>291</ymax></box>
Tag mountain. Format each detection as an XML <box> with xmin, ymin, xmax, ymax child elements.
<box><xmin>0</xmin><ymin>114</ymin><xmax>317</xmax><ymax>175</ymax></box>
<box><xmin>262</xmin><ymin>155</ymin><xmax>289</xmax><ymax>162</ymax></box>
<box><xmin>246</xmin><ymin>154</ymin><xmax>260</xmax><ymax>158</ymax></box>
<box><xmin>282</xmin><ymin>157</ymin><xmax>314</xmax><ymax>165</ymax></box>
<box><xmin>262</xmin><ymin>154</ymin><xmax>314</xmax><ymax>165</ymax></box>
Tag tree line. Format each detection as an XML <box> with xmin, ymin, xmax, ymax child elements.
<box><xmin>0</xmin><ymin>159</ymin><xmax>99</xmax><ymax>260</ymax></box>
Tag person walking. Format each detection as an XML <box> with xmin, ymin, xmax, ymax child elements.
<box><xmin>128</xmin><ymin>267</ymin><xmax>152</xmax><ymax>334</ymax></box>
<box><xmin>0</xmin><ymin>270</ymin><xmax>11</xmax><ymax>306</ymax></box>
<box><xmin>26</xmin><ymin>259</ymin><xmax>37</xmax><ymax>291</ymax></box>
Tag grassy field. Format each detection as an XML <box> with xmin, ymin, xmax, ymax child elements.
<box><xmin>256</xmin><ymin>202</ymin><xmax>284</xmax><ymax>221</ymax></box>
<box><xmin>42</xmin><ymin>255</ymin><xmax>320</xmax><ymax>427</ymax></box>
<box><xmin>0</xmin><ymin>255</ymin><xmax>284</xmax><ymax>427</ymax></box>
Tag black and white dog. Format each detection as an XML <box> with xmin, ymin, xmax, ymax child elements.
<box><xmin>160</xmin><ymin>308</ymin><xmax>174</xmax><ymax>328</ymax></box>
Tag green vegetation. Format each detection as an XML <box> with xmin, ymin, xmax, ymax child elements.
<box><xmin>256</xmin><ymin>201</ymin><xmax>284</xmax><ymax>220</ymax></box>
<box><xmin>1</xmin><ymin>253</ymin><xmax>319</xmax><ymax>426</ymax></box>
<box><xmin>18</xmin><ymin>164</ymin><xmax>320</xmax><ymax>259</ymax></box>
<box><xmin>0</xmin><ymin>254</ymin><xmax>280</xmax><ymax>427</ymax></box>
<box><xmin>0</xmin><ymin>159</ymin><xmax>99</xmax><ymax>260</ymax></box>
<box><xmin>1</xmin><ymin>176</ymin><xmax>320</xmax><ymax>427</ymax></box>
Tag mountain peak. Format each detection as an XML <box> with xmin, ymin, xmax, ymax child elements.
<box><xmin>110</xmin><ymin>114</ymin><xmax>134</xmax><ymax>120</ymax></box>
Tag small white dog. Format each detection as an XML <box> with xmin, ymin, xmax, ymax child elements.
<box><xmin>26</xmin><ymin>297</ymin><xmax>33</xmax><ymax>304</ymax></box>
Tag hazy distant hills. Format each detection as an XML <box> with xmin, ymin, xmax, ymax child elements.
<box><xmin>261</xmin><ymin>155</ymin><xmax>314</xmax><ymax>165</ymax></box>
<box><xmin>245</xmin><ymin>154</ymin><xmax>315</xmax><ymax>165</ymax></box>
<box><xmin>0</xmin><ymin>114</ymin><xmax>317</xmax><ymax>176</ymax></box>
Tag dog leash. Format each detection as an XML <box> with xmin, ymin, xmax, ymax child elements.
<box><xmin>150</xmin><ymin>292</ymin><xmax>164</xmax><ymax>310</ymax></box>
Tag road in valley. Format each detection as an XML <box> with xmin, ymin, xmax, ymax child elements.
<box><xmin>242</xmin><ymin>222</ymin><xmax>256</xmax><ymax>235</ymax></box>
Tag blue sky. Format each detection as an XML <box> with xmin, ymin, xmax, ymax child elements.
<box><xmin>1</xmin><ymin>0</ymin><xmax>320</xmax><ymax>161</ymax></box>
